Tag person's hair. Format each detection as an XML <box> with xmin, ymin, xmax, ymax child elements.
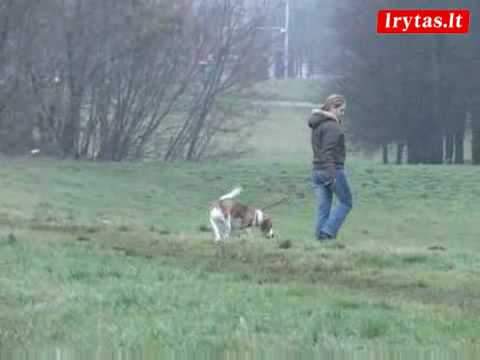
<box><xmin>321</xmin><ymin>94</ymin><xmax>346</xmax><ymax>111</ymax></box>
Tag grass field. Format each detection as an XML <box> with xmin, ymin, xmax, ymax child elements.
<box><xmin>0</xmin><ymin>153</ymin><xmax>480</xmax><ymax>357</ymax></box>
<box><xmin>1</xmin><ymin>81</ymin><xmax>479</xmax><ymax>358</ymax></box>
<box><xmin>239</xmin><ymin>79</ymin><xmax>326</xmax><ymax>103</ymax></box>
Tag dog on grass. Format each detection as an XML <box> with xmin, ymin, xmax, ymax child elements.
<box><xmin>208</xmin><ymin>187</ymin><xmax>274</xmax><ymax>243</ymax></box>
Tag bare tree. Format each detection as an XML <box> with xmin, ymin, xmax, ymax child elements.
<box><xmin>163</xmin><ymin>0</ymin><xmax>274</xmax><ymax>161</ymax></box>
<box><xmin>0</xmin><ymin>0</ymin><xmax>36</xmax><ymax>153</ymax></box>
<box><xmin>0</xmin><ymin>0</ymin><xmax>277</xmax><ymax>160</ymax></box>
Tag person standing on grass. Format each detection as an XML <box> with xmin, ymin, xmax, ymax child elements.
<box><xmin>308</xmin><ymin>94</ymin><xmax>352</xmax><ymax>241</ymax></box>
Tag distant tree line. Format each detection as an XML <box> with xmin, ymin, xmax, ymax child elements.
<box><xmin>330</xmin><ymin>0</ymin><xmax>480</xmax><ymax>165</ymax></box>
<box><xmin>0</xmin><ymin>0</ymin><xmax>275</xmax><ymax>160</ymax></box>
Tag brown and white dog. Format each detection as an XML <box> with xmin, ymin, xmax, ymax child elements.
<box><xmin>209</xmin><ymin>187</ymin><xmax>274</xmax><ymax>243</ymax></box>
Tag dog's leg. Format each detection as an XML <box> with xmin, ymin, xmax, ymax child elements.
<box><xmin>213</xmin><ymin>219</ymin><xmax>226</xmax><ymax>257</ymax></box>
<box><xmin>210</xmin><ymin>216</ymin><xmax>222</xmax><ymax>243</ymax></box>
<box><xmin>210</xmin><ymin>206</ymin><xmax>227</xmax><ymax>257</ymax></box>
<box><xmin>224</xmin><ymin>214</ymin><xmax>232</xmax><ymax>240</ymax></box>
<box><xmin>209</xmin><ymin>207</ymin><xmax>226</xmax><ymax>243</ymax></box>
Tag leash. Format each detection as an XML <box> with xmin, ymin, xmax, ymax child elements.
<box><xmin>261</xmin><ymin>197</ymin><xmax>290</xmax><ymax>211</ymax></box>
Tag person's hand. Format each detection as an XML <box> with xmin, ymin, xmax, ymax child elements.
<box><xmin>326</xmin><ymin>169</ymin><xmax>337</xmax><ymax>187</ymax></box>
<box><xmin>324</xmin><ymin>176</ymin><xmax>336</xmax><ymax>187</ymax></box>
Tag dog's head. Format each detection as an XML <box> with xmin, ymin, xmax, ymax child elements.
<box><xmin>260</xmin><ymin>216</ymin><xmax>274</xmax><ymax>238</ymax></box>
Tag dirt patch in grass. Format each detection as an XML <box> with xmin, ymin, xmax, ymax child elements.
<box><xmin>95</xmin><ymin>232</ymin><xmax>480</xmax><ymax>313</ymax></box>
<box><xmin>3</xmin><ymin>214</ymin><xmax>480</xmax><ymax>315</ymax></box>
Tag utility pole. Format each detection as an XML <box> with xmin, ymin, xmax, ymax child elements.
<box><xmin>284</xmin><ymin>0</ymin><xmax>290</xmax><ymax>79</ymax></box>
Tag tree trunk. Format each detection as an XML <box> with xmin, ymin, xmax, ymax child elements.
<box><xmin>382</xmin><ymin>144</ymin><xmax>389</xmax><ymax>164</ymax></box>
<box><xmin>61</xmin><ymin>94</ymin><xmax>82</xmax><ymax>158</ymax></box>
<box><xmin>186</xmin><ymin>105</ymin><xmax>210</xmax><ymax>161</ymax></box>
<box><xmin>473</xmin><ymin>129</ymin><xmax>480</xmax><ymax>165</ymax></box>
<box><xmin>454</xmin><ymin>112</ymin><xmax>467</xmax><ymax>165</ymax></box>
<box><xmin>407</xmin><ymin>132</ymin><xmax>443</xmax><ymax>164</ymax></box>
<box><xmin>427</xmin><ymin>130</ymin><xmax>444</xmax><ymax>164</ymax></box>
<box><xmin>445</xmin><ymin>133</ymin><xmax>454</xmax><ymax>164</ymax></box>
<box><xmin>427</xmin><ymin>37</ymin><xmax>444</xmax><ymax>165</ymax></box>
<box><xmin>472</xmin><ymin>110</ymin><xmax>480</xmax><ymax>164</ymax></box>
<box><xmin>396</xmin><ymin>142</ymin><xmax>404</xmax><ymax>165</ymax></box>
<box><xmin>407</xmin><ymin>138</ymin><xmax>421</xmax><ymax>164</ymax></box>
<box><xmin>455</xmin><ymin>131</ymin><xmax>465</xmax><ymax>164</ymax></box>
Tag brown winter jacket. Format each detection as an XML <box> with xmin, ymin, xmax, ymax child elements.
<box><xmin>308</xmin><ymin>112</ymin><xmax>346</xmax><ymax>180</ymax></box>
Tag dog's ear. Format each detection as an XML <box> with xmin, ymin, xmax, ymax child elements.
<box><xmin>260</xmin><ymin>217</ymin><xmax>272</xmax><ymax>232</ymax></box>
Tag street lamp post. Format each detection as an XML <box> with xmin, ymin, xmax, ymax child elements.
<box><xmin>284</xmin><ymin>0</ymin><xmax>290</xmax><ymax>79</ymax></box>
<box><xmin>257</xmin><ymin>0</ymin><xmax>290</xmax><ymax>80</ymax></box>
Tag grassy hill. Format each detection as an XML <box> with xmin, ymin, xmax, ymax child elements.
<box><xmin>0</xmin><ymin>79</ymin><xmax>478</xmax><ymax>357</ymax></box>
<box><xmin>0</xmin><ymin>156</ymin><xmax>479</xmax><ymax>356</ymax></box>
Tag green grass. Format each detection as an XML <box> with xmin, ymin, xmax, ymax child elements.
<box><xmin>0</xmin><ymin>80</ymin><xmax>478</xmax><ymax>357</ymax></box>
<box><xmin>238</xmin><ymin>79</ymin><xmax>326</xmax><ymax>103</ymax></box>
<box><xmin>0</xmin><ymin>156</ymin><xmax>479</xmax><ymax>357</ymax></box>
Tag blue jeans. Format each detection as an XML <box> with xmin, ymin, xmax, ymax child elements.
<box><xmin>312</xmin><ymin>168</ymin><xmax>353</xmax><ymax>239</ymax></box>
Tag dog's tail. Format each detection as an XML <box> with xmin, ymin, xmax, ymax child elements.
<box><xmin>219</xmin><ymin>186</ymin><xmax>243</xmax><ymax>200</ymax></box>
